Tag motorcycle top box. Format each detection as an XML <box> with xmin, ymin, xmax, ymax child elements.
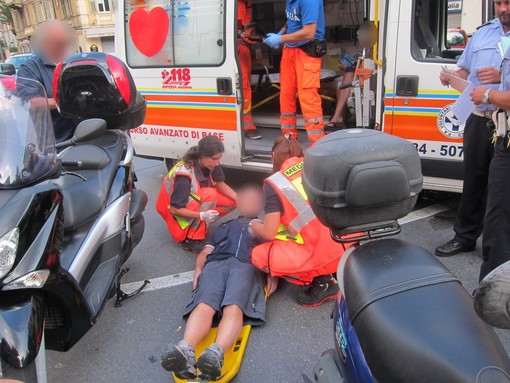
<box><xmin>53</xmin><ymin>52</ymin><xmax>146</xmax><ymax>130</ymax></box>
<box><xmin>302</xmin><ymin>129</ymin><xmax>423</xmax><ymax>233</ymax></box>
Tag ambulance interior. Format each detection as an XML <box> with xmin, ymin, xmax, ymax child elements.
<box><xmin>242</xmin><ymin>0</ymin><xmax>469</xmax><ymax>161</ymax></box>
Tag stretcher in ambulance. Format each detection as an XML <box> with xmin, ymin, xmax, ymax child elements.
<box><xmin>115</xmin><ymin>0</ymin><xmax>491</xmax><ymax>193</ymax></box>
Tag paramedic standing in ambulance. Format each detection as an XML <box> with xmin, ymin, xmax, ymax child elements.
<box><xmin>435</xmin><ymin>1</ymin><xmax>510</xmax><ymax>257</ymax></box>
<box><xmin>238</xmin><ymin>0</ymin><xmax>263</xmax><ymax>140</ymax></box>
<box><xmin>263</xmin><ymin>0</ymin><xmax>326</xmax><ymax>143</ymax></box>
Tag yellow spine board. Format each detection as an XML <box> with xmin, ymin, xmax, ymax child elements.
<box><xmin>172</xmin><ymin>325</ymin><xmax>252</xmax><ymax>383</ymax></box>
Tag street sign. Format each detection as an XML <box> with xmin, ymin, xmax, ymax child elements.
<box><xmin>448</xmin><ymin>0</ymin><xmax>463</xmax><ymax>13</ymax></box>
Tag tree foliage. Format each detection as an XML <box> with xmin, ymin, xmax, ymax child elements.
<box><xmin>0</xmin><ymin>1</ymin><xmax>16</xmax><ymax>36</ymax></box>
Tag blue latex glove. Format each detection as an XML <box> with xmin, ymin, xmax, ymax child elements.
<box><xmin>264</xmin><ymin>33</ymin><xmax>282</xmax><ymax>49</ymax></box>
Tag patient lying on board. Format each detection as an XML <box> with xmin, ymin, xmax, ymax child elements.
<box><xmin>160</xmin><ymin>184</ymin><xmax>268</xmax><ymax>381</ymax></box>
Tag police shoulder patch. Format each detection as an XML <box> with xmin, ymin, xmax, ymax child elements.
<box><xmin>476</xmin><ymin>21</ymin><xmax>492</xmax><ymax>30</ymax></box>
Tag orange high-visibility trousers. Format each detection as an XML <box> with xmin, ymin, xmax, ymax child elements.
<box><xmin>239</xmin><ymin>44</ymin><xmax>255</xmax><ymax>131</ymax></box>
<box><xmin>279</xmin><ymin>46</ymin><xmax>325</xmax><ymax>143</ymax></box>
<box><xmin>156</xmin><ymin>185</ymin><xmax>236</xmax><ymax>243</ymax></box>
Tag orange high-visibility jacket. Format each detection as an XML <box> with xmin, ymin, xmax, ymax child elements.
<box><xmin>156</xmin><ymin>160</ymin><xmax>215</xmax><ymax>242</ymax></box>
<box><xmin>252</xmin><ymin>157</ymin><xmax>355</xmax><ymax>284</ymax></box>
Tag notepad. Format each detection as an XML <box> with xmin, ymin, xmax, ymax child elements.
<box><xmin>441</xmin><ymin>67</ymin><xmax>470</xmax><ymax>92</ymax></box>
<box><xmin>450</xmin><ymin>82</ymin><xmax>475</xmax><ymax>124</ymax></box>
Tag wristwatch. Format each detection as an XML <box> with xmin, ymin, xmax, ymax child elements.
<box><xmin>482</xmin><ymin>89</ymin><xmax>493</xmax><ymax>104</ymax></box>
<box><xmin>248</xmin><ymin>219</ymin><xmax>263</xmax><ymax>228</ymax></box>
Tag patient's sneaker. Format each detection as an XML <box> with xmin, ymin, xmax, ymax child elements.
<box><xmin>297</xmin><ymin>274</ymin><xmax>339</xmax><ymax>307</ymax></box>
<box><xmin>160</xmin><ymin>340</ymin><xmax>197</xmax><ymax>379</ymax></box>
<box><xmin>197</xmin><ymin>343</ymin><xmax>224</xmax><ymax>381</ymax></box>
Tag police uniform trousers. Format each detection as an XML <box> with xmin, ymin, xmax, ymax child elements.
<box><xmin>454</xmin><ymin>113</ymin><xmax>494</xmax><ymax>245</ymax></box>
<box><xmin>480</xmin><ymin>138</ymin><xmax>510</xmax><ymax>281</ymax></box>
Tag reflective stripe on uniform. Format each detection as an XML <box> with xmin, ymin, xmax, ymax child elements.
<box><xmin>200</xmin><ymin>201</ymin><xmax>217</xmax><ymax>211</ymax></box>
<box><xmin>175</xmin><ymin>200</ymin><xmax>217</xmax><ymax>230</ymax></box>
<box><xmin>189</xmin><ymin>191</ymin><xmax>202</xmax><ymax>202</ymax></box>
<box><xmin>281</xmin><ymin>112</ymin><xmax>297</xmax><ymax>119</ymax></box>
<box><xmin>244</xmin><ymin>99</ymin><xmax>252</xmax><ymax>114</ymax></box>
<box><xmin>281</xmin><ymin>123</ymin><xmax>297</xmax><ymax>130</ymax></box>
<box><xmin>289</xmin><ymin>207</ymin><xmax>316</xmax><ymax>235</ymax></box>
<box><xmin>168</xmin><ymin>161</ymin><xmax>202</xmax><ymax>229</ymax></box>
<box><xmin>175</xmin><ymin>215</ymin><xmax>191</xmax><ymax>229</ymax></box>
<box><xmin>307</xmin><ymin>128</ymin><xmax>325</xmax><ymax>137</ymax></box>
<box><xmin>304</xmin><ymin>116</ymin><xmax>323</xmax><ymax>124</ymax></box>
<box><xmin>274</xmin><ymin>224</ymin><xmax>305</xmax><ymax>244</ymax></box>
<box><xmin>269</xmin><ymin>171</ymin><xmax>315</xmax><ymax>233</ymax></box>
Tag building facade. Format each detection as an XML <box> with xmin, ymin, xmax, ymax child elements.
<box><xmin>448</xmin><ymin>0</ymin><xmax>484</xmax><ymax>34</ymax></box>
<box><xmin>4</xmin><ymin>0</ymin><xmax>115</xmax><ymax>53</ymax></box>
<box><xmin>0</xmin><ymin>22</ymin><xmax>17</xmax><ymax>60</ymax></box>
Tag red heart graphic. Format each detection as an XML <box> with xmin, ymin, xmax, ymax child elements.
<box><xmin>129</xmin><ymin>7</ymin><xmax>169</xmax><ymax>57</ymax></box>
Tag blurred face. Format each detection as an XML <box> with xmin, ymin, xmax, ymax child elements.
<box><xmin>496</xmin><ymin>0</ymin><xmax>510</xmax><ymax>26</ymax></box>
<box><xmin>199</xmin><ymin>152</ymin><xmax>223</xmax><ymax>170</ymax></box>
<box><xmin>42</xmin><ymin>26</ymin><xmax>75</xmax><ymax>63</ymax></box>
<box><xmin>236</xmin><ymin>187</ymin><xmax>264</xmax><ymax>217</ymax></box>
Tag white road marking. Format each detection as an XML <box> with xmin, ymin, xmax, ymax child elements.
<box><xmin>121</xmin><ymin>270</ymin><xmax>194</xmax><ymax>294</ymax></box>
<box><xmin>122</xmin><ymin>203</ymin><xmax>450</xmax><ymax>293</ymax></box>
<box><xmin>397</xmin><ymin>203</ymin><xmax>448</xmax><ymax>225</ymax></box>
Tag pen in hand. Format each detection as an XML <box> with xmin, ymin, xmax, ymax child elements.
<box><xmin>441</xmin><ymin>65</ymin><xmax>450</xmax><ymax>88</ymax></box>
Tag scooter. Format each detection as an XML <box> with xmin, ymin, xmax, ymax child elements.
<box><xmin>0</xmin><ymin>53</ymin><xmax>148</xmax><ymax>382</ymax></box>
<box><xmin>302</xmin><ymin>128</ymin><xmax>510</xmax><ymax>383</ymax></box>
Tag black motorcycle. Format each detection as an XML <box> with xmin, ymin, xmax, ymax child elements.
<box><xmin>0</xmin><ymin>53</ymin><xmax>148</xmax><ymax>382</ymax></box>
<box><xmin>303</xmin><ymin>129</ymin><xmax>510</xmax><ymax>383</ymax></box>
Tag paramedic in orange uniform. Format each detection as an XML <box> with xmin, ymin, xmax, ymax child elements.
<box><xmin>263</xmin><ymin>0</ymin><xmax>326</xmax><ymax>143</ymax></box>
<box><xmin>238</xmin><ymin>0</ymin><xmax>263</xmax><ymax>140</ymax></box>
<box><xmin>156</xmin><ymin>136</ymin><xmax>237</xmax><ymax>253</ymax></box>
<box><xmin>250</xmin><ymin>136</ymin><xmax>355</xmax><ymax>306</ymax></box>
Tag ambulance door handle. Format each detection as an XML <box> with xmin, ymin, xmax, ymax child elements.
<box><xmin>217</xmin><ymin>78</ymin><xmax>233</xmax><ymax>96</ymax></box>
<box><xmin>396</xmin><ymin>75</ymin><xmax>419</xmax><ymax>97</ymax></box>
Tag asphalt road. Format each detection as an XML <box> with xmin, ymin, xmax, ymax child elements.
<box><xmin>45</xmin><ymin>157</ymin><xmax>510</xmax><ymax>383</ymax></box>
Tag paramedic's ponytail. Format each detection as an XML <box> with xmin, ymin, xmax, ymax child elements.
<box><xmin>183</xmin><ymin>136</ymin><xmax>225</xmax><ymax>164</ymax></box>
<box><xmin>271</xmin><ymin>134</ymin><xmax>304</xmax><ymax>173</ymax></box>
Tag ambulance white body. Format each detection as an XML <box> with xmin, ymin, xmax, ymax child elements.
<box><xmin>115</xmin><ymin>0</ymin><xmax>491</xmax><ymax>192</ymax></box>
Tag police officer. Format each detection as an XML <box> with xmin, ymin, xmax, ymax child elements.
<box><xmin>436</xmin><ymin>0</ymin><xmax>510</xmax><ymax>257</ymax></box>
<box><xmin>471</xmin><ymin>25</ymin><xmax>510</xmax><ymax>281</ymax></box>
<box><xmin>263</xmin><ymin>0</ymin><xmax>326</xmax><ymax>143</ymax></box>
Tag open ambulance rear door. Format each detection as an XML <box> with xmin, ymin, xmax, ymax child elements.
<box><xmin>383</xmin><ymin>0</ymin><xmax>485</xmax><ymax>192</ymax></box>
<box><xmin>115</xmin><ymin>1</ymin><xmax>243</xmax><ymax>168</ymax></box>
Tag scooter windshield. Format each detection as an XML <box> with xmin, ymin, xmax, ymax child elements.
<box><xmin>0</xmin><ymin>75</ymin><xmax>57</xmax><ymax>189</ymax></box>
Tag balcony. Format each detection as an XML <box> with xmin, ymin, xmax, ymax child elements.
<box><xmin>4</xmin><ymin>0</ymin><xmax>23</xmax><ymax>10</ymax></box>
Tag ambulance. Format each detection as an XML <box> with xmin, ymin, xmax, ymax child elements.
<box><xmin>115</xmin><ymin>0</ymin><xmax>492</xmax><ymax>192</ymax></box>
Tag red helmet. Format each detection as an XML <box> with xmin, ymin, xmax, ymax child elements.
<box><xmin>53</xmin><ymin>52</ymin><xmax>146</xmax><ymax>130</ymax></box>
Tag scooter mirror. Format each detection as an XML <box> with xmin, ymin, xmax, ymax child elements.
<box><xmin>0</xmin><ymin>63</ymin><xmax>15</xmax><ymax>76</ymax></box>
<box><xmin>56</xmin><ymin>118</ymin><xmax>107</xmax><ymax>148</ymax></box>
<box><xmin>73</xmin><ymin>119</ymin><xmax>107</xmax><ymax>143</ymax></box>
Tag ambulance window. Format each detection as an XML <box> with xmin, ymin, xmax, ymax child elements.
<box><xmin>411</xmin><ymin>0</ymin><xmax>459</xmax><ymax>62</ymax></box>
<box><xmin>124</xmin><ymin>0</ymin><xmax>225</xmax><ymax>67</ymax></box>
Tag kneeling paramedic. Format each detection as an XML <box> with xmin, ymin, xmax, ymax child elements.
<box><xmin>263</xmin><ymin>0</ymin><xmax>327</xmax><ymax>143</ymax></box>
<box><xmin>156</xmin><ymin>136</ymin><xmax>237</xmax><ymax>253</ymax></box>
<box><xmin>160</xmin><ymin>184</ymin><xmax>268</xmax><ymax>381</ymax></box>
<box><xmin>250</xmin><ymin>136</ymin><xmax>356</xmax><ymax>306</ymax></box>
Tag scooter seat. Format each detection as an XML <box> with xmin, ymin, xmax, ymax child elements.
<box><xmin>55</xmin><ymin>131</ymin><xmax>125</xmax><ymax>232</ymax></box>
<box><xmin>344</xmin><ymin>238</ymin><xmax>510</xmax><ymax>383</ymax></box>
